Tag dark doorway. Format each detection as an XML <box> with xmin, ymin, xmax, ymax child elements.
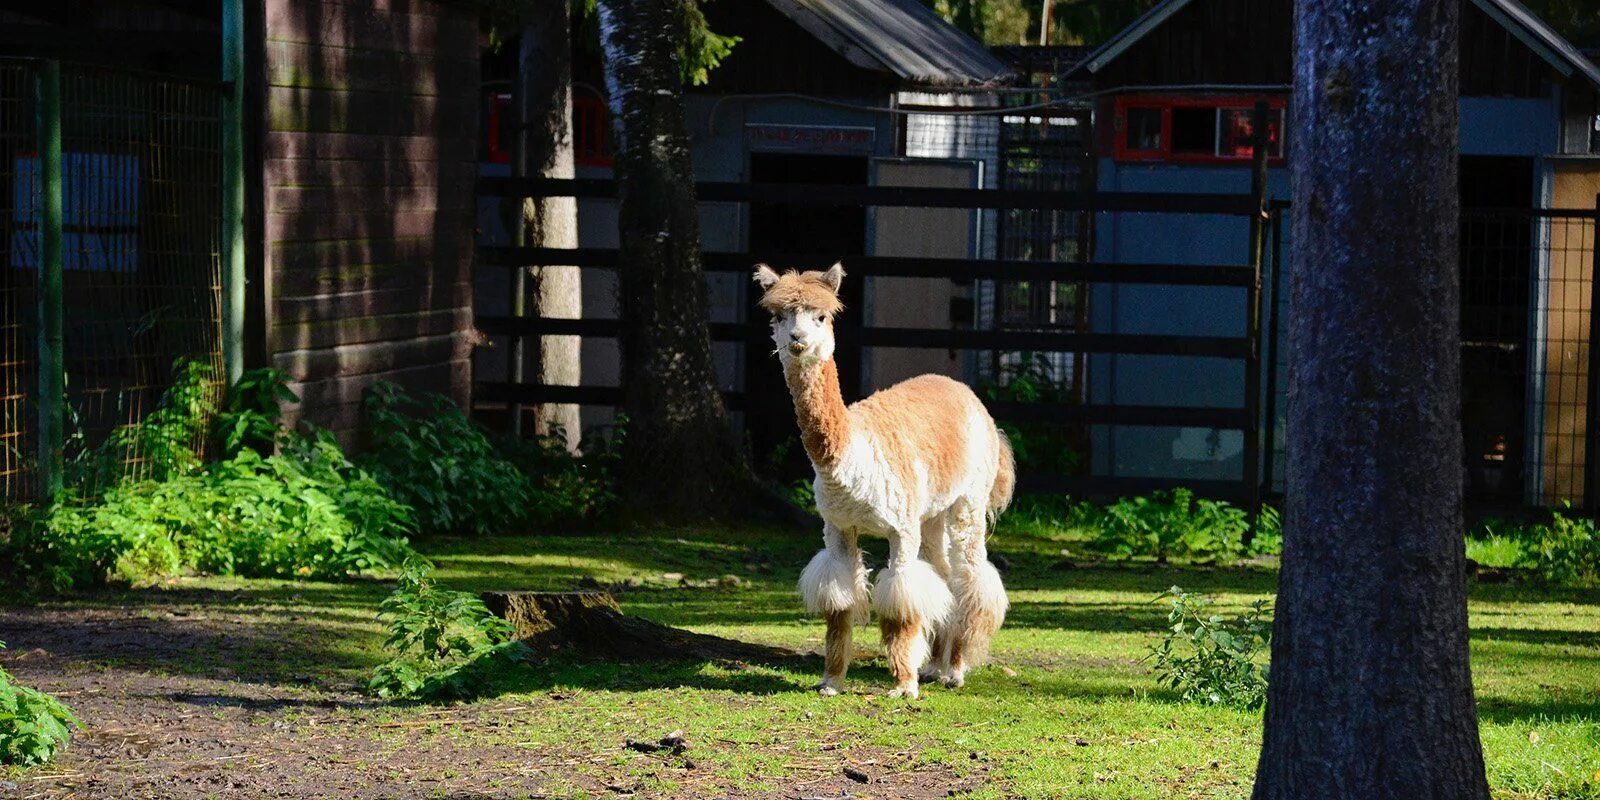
<box><xmin>1459</xmin><ymin>156</ymin><xmax>1533</xmax><ymax>505</ymax></box>
<box><xmin>744</xmin><ymin>152</ymin><xmax>867</xmax><ymax>477</ymax></box>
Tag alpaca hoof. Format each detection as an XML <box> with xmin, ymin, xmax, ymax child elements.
<box><xmin>942</xmin><ymin>673</ymin><xmax>965</xmax><ymax>689</ymax></box>
<box><xmin>886</xmin><ymin>683</ymin><xmax>920</xmax><ymax>699</ymax></box>
<box><xmin>815</xmin><ymin>682</ymin><xmax>841</xmax><ymax>697</ymax></box>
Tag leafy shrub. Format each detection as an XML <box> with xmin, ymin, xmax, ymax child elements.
<box><xmin>11</xmin><ymin>368</ymin><xmax>415</xmax><ymax>591</ymax></box>
<box><xmin>361</xmin><ymin>384</ymin><xmax>618</xmax><ymax>535</ymax></box>
<box><xmin>1085</xmin><ymin>488</ymin><xmax>1251</xmax><ymax>563</ymax></box>
<box><xmin>1147</xmin><ymin>586</ymin><xmax>1271</xmax><ymax>708</ymax></box>
<box><xmin>493</xmin><ymin>420</ymin><xmax>622</xmax><ymax>528</ymax></box>
<box><xmin>1515</xmin><ymin>505</ymin><xmax>1600</xmax><ymax>586</ymax></box>
<box><xmin>359</xmin><ymin>384</ymin><xmax>534</xmax><ymax>537</ymax></box>
<box><xmin>979</xmin><ymin>353</ymin><xmax>1083</xmax><ymax>476</ymax></box>
<box><xmin>0</xmin><ymin>641</ymin><xmax>80</xmax><ymax>767</ymax></box>
<box><xmin>64</xmin><ymin>359</ymin><xmax>220</xmax><ymax>492</ymax></box>
<box><xmin>368</xmin><ymin>557</ymin><xmax>522</xmax><ymax>701</ymax></box>
<box><xmin>1250</xmin><ymin>504</ymin><xmax>1284</xmax><ymax>557</ymax></box>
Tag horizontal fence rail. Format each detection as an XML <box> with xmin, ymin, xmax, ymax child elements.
<box><xmin>479</xmin><ymin>176</ymin><xmax>1263</xmax><ymax>215</ymax></box>
<box><xmin>475</xmin><ymin>160</ymin><xmax>1274</xmax><ymax>504</ymax></box>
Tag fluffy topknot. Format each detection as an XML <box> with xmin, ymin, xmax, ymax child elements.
<box><xmin>753</xmin><ymin>263</ymin><xmax>845</xmax><ymax>316</ymax></box>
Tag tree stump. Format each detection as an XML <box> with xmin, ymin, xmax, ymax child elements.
<box><xmin>481</xmin><ymin>591</ymin><xmax>812</xmax><ymax>665</ymax></box>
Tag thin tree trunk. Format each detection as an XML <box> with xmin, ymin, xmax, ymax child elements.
<box><xmin>519</xmin><ymin>4</ymin><xmax>582</xmax><ymax>449</ymax></box>
<box><xmin>1252</xmin><ymin>0</ymin><xmax>1489</xmax><ymax>798</ymax></box>
<box><xmin>595</xmin><ymin>0</ymin><xmax>754</xmax><ymax>516</ymax></box>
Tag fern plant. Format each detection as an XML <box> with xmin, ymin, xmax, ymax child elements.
<box><xmin>0</xmin><ymin>641</ymin><xmax>80</xmax><ymax>767</ymax></box>
<box><xmin>1147</xmin><ymin>586</ymin><xmax>1272</xmax><ymax>708</ymax></box>
<box><xmin>368</xmin><ymin>557</ymin><xmax>521</xmax><ymax>701</ymax></box>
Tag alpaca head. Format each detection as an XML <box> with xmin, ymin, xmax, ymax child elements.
<box><xmin>752</xmin><ymin>262</ymin><xmax>844</xmax><ymax>365</ymax></box>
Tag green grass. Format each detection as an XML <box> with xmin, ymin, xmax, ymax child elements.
<box><xmin>39</xmin><ymin>521</ymin><xmax>1600</xmax><ymax>798</ymax></box>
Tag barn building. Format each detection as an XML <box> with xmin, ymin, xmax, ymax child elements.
<box><xmin>474</xmin><ymin>0</ymin><xmax>1014</xmax><ymax>463</ymax></box>
<box><xmin>1061</xmin><ymin>0</ymin><xmax>1600</xmax><ymax>506</ymax></box>
<box><xmin>0</xmin><ymin>0</ymin><xmax>481</xmax><ymax>471</ymax></box>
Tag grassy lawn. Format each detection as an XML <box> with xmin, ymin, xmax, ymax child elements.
<box><xmin>4</xmin><ymin>519</ymin><xmax>1598</xmax><ymax>798</ymax></box>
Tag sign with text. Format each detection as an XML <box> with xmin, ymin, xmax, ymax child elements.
<box><xmin>745</xmin><ymin>124</ymin><xmax>876</xmax><ymax>155</ymax></box>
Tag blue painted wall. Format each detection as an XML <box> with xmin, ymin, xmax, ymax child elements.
<box><xmin>1089</xmin><ymin>93</ymin><xmax>1564</xmax><ymax>489</ymax></box>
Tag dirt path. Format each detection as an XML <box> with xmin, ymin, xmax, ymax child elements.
<box><xmin>0</xmin><ymin>601</ymin><xmax>974</xmax><ymax>799</ymax></box>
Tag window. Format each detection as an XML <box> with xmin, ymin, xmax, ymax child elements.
<box><xmin>482</xmin><ymin>89</ymin><xmax>613</xmax><ymax>168</ymax></box>
<box><xmin>484</xmin><ymin>91</ymin><xmax>513</xmax><ymax>165</ymax></box>
<box><xmin>1113</xmin><ymin>96</ymin><xmax>1286</xmax><ymax>163</ymax></box>
<box><xmin>573</xmin><ymin>90</ymin><xmax>613</xmax><ymax>167</ymax></box>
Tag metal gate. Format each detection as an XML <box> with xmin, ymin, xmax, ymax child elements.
<box><xmin>1</xmin><ymin>59</ymin><xmax>227</xmax><ymax>501</ymax></box>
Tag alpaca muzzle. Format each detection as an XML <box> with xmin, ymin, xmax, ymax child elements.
<box><xmin>789</xmin><ymin>341</ymin><xmax>807</xmax><ymax>355</ymax></box>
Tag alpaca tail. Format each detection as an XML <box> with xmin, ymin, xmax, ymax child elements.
<box><xmin>987</xmin><ymin>427</ymin><xmax>1016</xmax><ymax>529</ymax></box>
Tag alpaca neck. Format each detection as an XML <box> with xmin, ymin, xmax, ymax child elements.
<box><xmin>784</xmin><ymin>357</ymin><xmax>851</xmax><ymax>469</ymax></box>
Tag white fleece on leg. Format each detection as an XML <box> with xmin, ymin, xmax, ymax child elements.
<box><xmin>798</xmin><ymin>546</ymin><xmax>869</xmax><ymax>623</ymax></box>
<box><xmin>873</xmin><ymin>558</ymin><xmax>954</xmax><ymax>629</ymax></box>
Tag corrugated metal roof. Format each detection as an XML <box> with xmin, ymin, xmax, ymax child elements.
<box><xmin>1063</xmin><ymin>0</ymin><xmax>1600</xmax><ymax>91</ymax></box>
<box><xmin>762</xmin><ymin>0</ymin><xmax>1015</xmax><ymax>87</ymax></box>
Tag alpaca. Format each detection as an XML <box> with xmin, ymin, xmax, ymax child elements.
<box><xmin>754</xmin><ymin>262</ymin><xmax>1013</xmax><ymax>698</ymax></box>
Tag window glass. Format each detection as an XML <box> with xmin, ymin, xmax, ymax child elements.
<box><xmin>1125</xmin><ymin>107</ymin><xmax>1163</xmax><ymax>152</ymax></box>
<box><xmin>1219</xmin><ymin>107</ymin><xmax>1285</xmax><ymax>158</ymax></box>
<box><xmin>1171</xmin><ymin>106</ymin><xmax>1216</xmax><ymax>154</ymax></box>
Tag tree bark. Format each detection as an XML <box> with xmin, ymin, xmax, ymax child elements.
<box><xmin>517</xmin><ymin>4</ymin><xmax>582</xmax><ymax>449</ymax></box>
<box><xmin>1252</xmin><ymin>0</ymin><xmax>1490</xmax><ymax>798</ymax></box>
<box><xmin>595</xmin><ymin>0</ymin><xmax>755</xmax><ymax>517</ymax></box>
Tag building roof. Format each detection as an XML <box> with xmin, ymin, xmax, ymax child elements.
<box><xmin>1064</xmin><ymin>0</ymin><xmax>1600</xmax><ymax>91</ymax></box>
<box><xmin>761</xmin><ymin>0</ymin><xmax>1015</xmax><ymax>86</ymax></box>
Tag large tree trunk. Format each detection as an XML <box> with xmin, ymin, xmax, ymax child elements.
<box><xmin>1252</xmin><ymin>0</ymin><xmax>1490</xmax><ymax>798</ymax></box>
<box><xmin>595</xmin><ymin>0</ymin><xmax>754</xmax><ymax>516</ymax></box>
<box><xmin>515</xmin><ymin>4</ymin><xmax>582</xmax><ymax>449</ymax></box>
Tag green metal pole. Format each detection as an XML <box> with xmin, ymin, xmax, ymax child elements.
<box><xmin>36</xmin><ymin>60</ymin><xmax>63</xmax><ymax>499</ymax></box>
<box><xmin>221</xmin><ymin>0</ymin><xmax>246</xmax><ymax>385</ymax></box>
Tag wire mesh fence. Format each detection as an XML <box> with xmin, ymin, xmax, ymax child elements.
<box><xmin>1</xmin><ymin>61</ymin><xmax>35</xmax><ymax>500</ymax></box>
<box><xmin>2</xmin><ymin>58</ymin><xmax>226</xmax><ymax>502</ymax></box>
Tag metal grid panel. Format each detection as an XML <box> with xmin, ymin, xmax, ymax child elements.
<box><xmin>1</xmin><ymin>62</ymin><xmax>36</xmax><ymax>499</ymax></box>
<box><xmin>1519</xmin><ymin>212</ymin><xmax>1598</xmax><ymax>506</ymax></box>
<box><xmin>2</xmin><ymin>59</ymin><xmax>225</xmax><ymax>500</ymax></box>
<box><xmin>57</xmin><ymin>64</ymin><xmax>225</xmax><ymax>489</ymax></box>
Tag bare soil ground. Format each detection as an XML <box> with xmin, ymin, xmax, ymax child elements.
<box><xmin>0</xmin><ymin>600</ymin><xmax>973</xmax><ymax>800</ymax></box>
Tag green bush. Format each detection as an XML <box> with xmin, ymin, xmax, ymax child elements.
<box><xmin>0</xmin><ymin>641</ymin><xmax>79</xmax><ymax>767</ymax></box>
<box><xmin>10</xmin><ymin>368</ymin><xmax>416</xmax><ymax>591</ymax></box>
<box><xmin>1147</xmin><ymin>586</ymin><xmax>1271</xmax><ymax>708</ymax></box>
<box><xmin>493</xmin><ymin>421</ymin><xmax>621</xmax><ymax>528</ymax></box>
<box><xmin>979</xmin><ymin>354</ymin><xmax>1083</xmax><ymax>476</ymax></box>
<box><xmin>358</xmin><ymin>384</ymin><xmax>534</xmax><ymax>537</ymax></box>
<box><xmin>1515</xmin><ymin>505</ymin><xmax>1600</xmax><ymax>586</ymax></box>
<box><xmin>1084</xmin><ymin>488</ymin><xmax>1252</xmax><ymax>563</ymax></box>
<box><xmin>360</xmin><ymin>384</ymin><xmax>617</xmax><ymax>536</ymax></box>
<box><xmin>368</xmin><ymin>557</ymin><xmax>522</xmax><ymax>701</ymax></box>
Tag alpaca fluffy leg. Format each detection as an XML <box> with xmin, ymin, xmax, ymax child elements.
<box><xmin>875</xmin><ymin>528</ymin><xmax>953</xmax><ymax>699</ymax></box>
<box><xmin>798</xmin><ymin>524</ymin><xmax>868</xmax><ymax>695</ymax></box>
<box><xmin>918</xmin><ymin>515</ymin><xmax>956</xmax><ymax>685</ymax></box>
<box><xmin>945</xmin><ymin>502</ymin><xmax>1008</xmax><ymax>689</ymax></box>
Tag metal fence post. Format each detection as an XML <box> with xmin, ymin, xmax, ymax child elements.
<box><xmin>35</xmin><ymin>59</ymin><xmax>63</xmax><ymax>499</ymax></box>
<box><xmin>1586</xmin><ymin>194</ymin><xmax>1600</xmax><ymax>515</ymax></box>
<box><xmin>1242</xmin><ymin>101</ymin><xmax>1271</xmax><ymax>538</ymax></box>
<box><xmin>221</xmin><ymin>0</ymin><xmax>246</xmax><ymax>386</ymax></box>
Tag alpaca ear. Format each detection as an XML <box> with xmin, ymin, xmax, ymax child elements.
<box><xmin>822</xmin><ymin>262</ymin><xmax>845</xmax><ymax>292</ymax></box>
<box><xmin>752</xmin><ymin>263</ymin><xmax>780</xmax><ymax>290</ymax></box>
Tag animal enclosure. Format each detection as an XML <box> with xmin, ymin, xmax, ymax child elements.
<box><xmin>475</xmin><ymin>152</ymin><xmax>1275</xmax><ymax>508</ymax></box>
<box><xmin>0</xmin><ymin>58</ymin><xmax>227</xmax><ymax>501</ymax></box>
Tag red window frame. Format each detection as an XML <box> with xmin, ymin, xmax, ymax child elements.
<box><xmin>573</xmin><ymin>89</ymin><xmax>613</xmax><ymax>168</ymax></box>
<box><xmin>484</xmin><ymin>89</ymin><xmax>613</xmax><ymax>168</ymax></box>
<box><xmin>485</xmin><ymin>91</ymin><xmax>513</xmax><ymax>165</ymax></box>
<box><xmin>1112</xmin><ymin>95</ymin><xmax>1286</xmax><ymax>164</ymax></box>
